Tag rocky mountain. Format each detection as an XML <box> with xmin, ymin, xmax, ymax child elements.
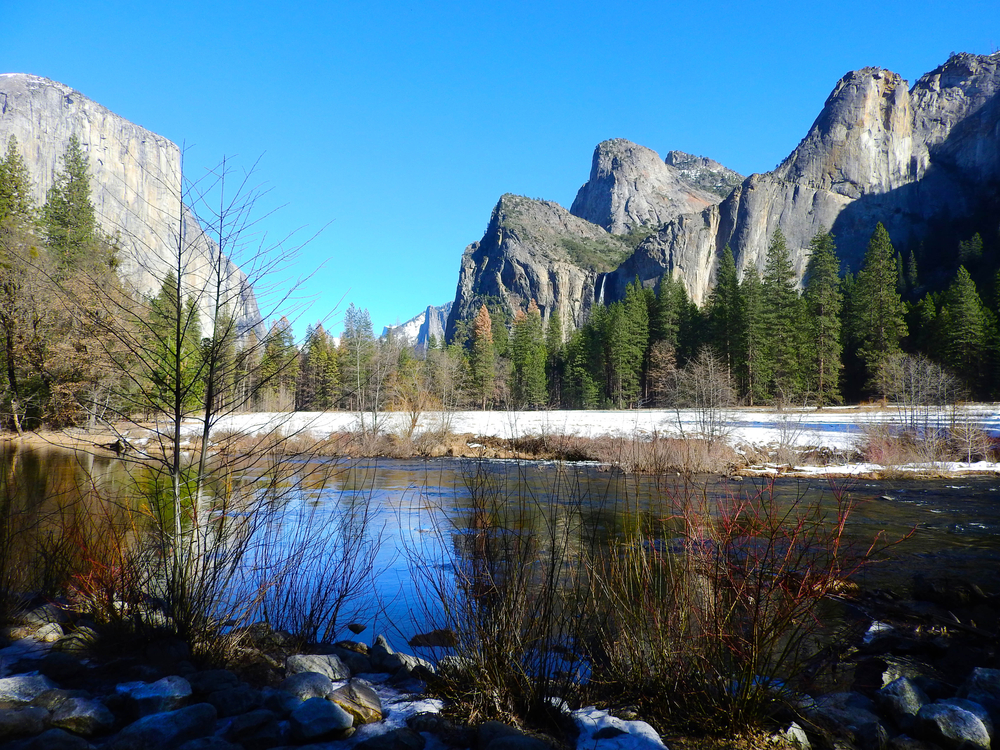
<box><xmin>447</xmin><ymin>51</ymin><xmax>1000</xmax><ymax>332</ymax></box>
<box><xmin>569</xmin><ymin>139</ymin><xmax>734</xmax><ymax>234</ymax></box>
<box><xmin>0</xmin><ymin>73</ymin><xmax>259</xmax><ymax>332</ymax></box>
<box><xmin>383</xmin><ymin>302</ymin><xmax>452</xmax><ymax>350</ymax></box>
<box><xmin>445</xmin><ymin>194</ymin><xmax>631</xmax><ymax>342</ymax></box>
<box><xmin>664</xmin><ymin>150</ymin><xmax>744</xmax><ymax>198</ymax></box>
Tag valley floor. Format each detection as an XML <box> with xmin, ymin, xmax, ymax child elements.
<box><xmin>182</xmin><ymin>403</ymin><xmax>1000</xmax><ymax>477</ymax></box>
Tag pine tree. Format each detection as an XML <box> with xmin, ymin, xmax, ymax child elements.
<box><xmin>0</xmin><ymin>137</ymin><xmax>36</xmax><ymax>420</ymax></box>
<box><xmin>43</xmin><ymin>135</ymin><xmax>102</xmax><ymax>273</ymax></box>
<box><xmin>760</xmin><ymin>228</ymin><xmax>806</xmax><ymax>401</ymax></box>
<box><xmin>469</xmin><ymin>304</ymin><xmax>495</xmax><ymax>409</ymax></box>
<box><xmin>510</xmin><ymin>301</ymin><xmax>547</xmax><ymax>408</ymax></box>
<box><xmin>803</xmin><ymin>230</ymin><xmax>843</xmax><ymax>404</ymax></box>
<box><xmin>738</xmin><ymin>268</ymin><xmax>767</xmax><ymax>405</ymax></box>
<box><xmin>259</xmin><ymin>317</ymin><xmax>299</xmax><ymax>410</ymax></box>
<box><xmin>545</xmin><ymin>308</ymin><xmax>565</xmax><ymax>407</ymax></box>
<box><xmin>707</xmin><ymin>245</ymin><xmax>741</xmax><ymax>379</ymax></box>
<box><xmin>939</xmin><ymin>266</ymin><xmax>989</xmax><ymax>395</ymax></box>
<box><xmin>853</xmin><ymin>223</ymin><xmax>908</xmax><ymax>396</ymax></box>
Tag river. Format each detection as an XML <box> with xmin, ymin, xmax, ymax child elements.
<box><xmin>3</xmin><ymin>446</ymin><xmax>998</xmax><ymax>653</ymax></box>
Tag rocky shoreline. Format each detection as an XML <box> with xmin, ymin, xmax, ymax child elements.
<box><xmin>0</xmin><ymin>574</ymin><xmax>997</xmax><ymax>750</ymax></box>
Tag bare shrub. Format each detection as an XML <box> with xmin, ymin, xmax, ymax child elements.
<box><xmin>588</xmin><ymin>478</ymin><xmax>900</xmax><ymax>733</ymax></box>
<box><xmin>670</xmin><ymin>349</ymin><xmax>736</xmax><ymax>445</ymax></box>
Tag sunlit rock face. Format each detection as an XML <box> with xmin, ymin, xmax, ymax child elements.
<box><xmin>0</xmin><ymin>73</ymin><xmax>259</xmax><ymax>333</ymax></box>
<box><xmin>446</xmin><ymin>52</ymin><xmax>1000</xmax><ymax>337</ymax></box>
<box><xmin>570</xmin><ymin>138</ymin><xmax>728</xmax><ymax>235</ymax></box>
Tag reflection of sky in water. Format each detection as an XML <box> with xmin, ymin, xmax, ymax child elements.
<box><xmin>271</xmin><ymin>461</ymin><xmax>1000</xmax><ymax>655</ymax></box>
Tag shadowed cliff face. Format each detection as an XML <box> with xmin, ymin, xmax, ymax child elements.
<box><xmin>0</xmin><ymin>73</ymin><xmax>260</xmax><ymax>334</ymax></box>
<box><xmin>448</xmin><ymin>52</ymin><xmax>1000</xmax><ymax>335</ymax></box>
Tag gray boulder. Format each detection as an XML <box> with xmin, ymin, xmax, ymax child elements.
<box><xmin>108</xmin><ymin>703</ymin><xmax>218</xmax><ymax>750</ymax></box>
<box><xmin>285</xmin><ymin>653</ymin><xmax>351</xmax><ymax>681</ymax></box>
<box><xmin>916</xmin><ymin>702</ymin><xmax>991</xmax><ymax>750</ymax></box>
<box><xmin>355</xmin><ymin>727</ymin><xmax>428</xmax><ymax>750</ymax></box>
<box><xmin>332</xmin><ymin>646</ymin><xmax>373</xmax><ymax>674</ymax></box>
<box><xmin>877</xmin><ymin>677</ymin><xmax>930</xmax><ymax>733</ymax></box>
<box><xmin>206</xmin><ymin>683</ymin><xmax>262</xmax><ymax>717</ymax></box>
<box><xmin>0</xmin><ymin>706</ymin><xmax>49</xmax><ymax>740</ymax></box>
<box><xmin>116</xmin><ymin>675</ymin><xmax>192</xmax><ymax>717</ymax></box>
<box><xmin>960</xmin><ymin>668</ymin><xmax>1000</xmax><ymax>720</ymax></box>
<box><xmin>0</xmin><ymin>674</ymin><xmax>59</xmax><ymax>704</ymax></box>
<box><xmin>289</xmin><ymin>696</ymin><xmax>353</xmax><ymax>743</ymax></box>
<box><xmin>329</xmin><ymin>679</ymin><xmax>383</xmax><ymax>725</ymax></box>
<box><xmin>224</xmin><ymin>708</ymin><xmax>288</xmax><ymax>749</ymax></box>
<box><xmin>50</xmin><ymin>696</ymin><xmax>116</xmax><ymax>736</ymax></box>
<box><xmin>187</xmin><ymin>669</ymin><xmax>240</xmax><ymax>696</ymax></box>
<box><xmin>279</xmin><ymin>671</ymin><xmax>334</xmax><ymax>701</ymax></box>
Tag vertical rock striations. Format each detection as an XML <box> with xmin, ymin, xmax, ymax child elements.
<box><xmin>569</xmin><ymin>138</ymin><xmax>730</xmax><ymax>234</ymax></box>
<box><xmin>445</xmin><ymin>194</ymin><xmax>630</xmax><ymax>340</ymax></box>
<box><xmin>0</xmin><ymin>73</ymin><xmax>260</xmax><ymax>332</ymax></box>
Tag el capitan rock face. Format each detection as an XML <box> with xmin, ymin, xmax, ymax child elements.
<box><xmin>447</xmin><ymin>52</ymin><xmax>1000</xmax><ymax>334</ymax></box>
<box><xmin>0</xmin><ymin>73</ymin><xmax>259</xmax><ymax>332</ymax></box>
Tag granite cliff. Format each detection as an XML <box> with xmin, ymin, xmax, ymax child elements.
<box><xmin>447</xmin><ymin>51</ymin><xmax>1000</xmax><ymax>334</ymax></box>
<box><xmin>383</xmin><ymin>302</ymin><xmax>452</xmax><ymax>350</ymax></box>
<box><xmin>0</xmin><ymin>73</ymin><xmax>259</xmax><ymax>332</ymax></box>
<box><xmin>445</xmin><ymin>194</ymin><xmax>632</xmax><ymax>342</ymax></box>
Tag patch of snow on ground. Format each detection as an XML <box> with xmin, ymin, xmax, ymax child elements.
<box><xmin>174</xmin><ymin>404</ymin><xmax>1000</xmax><ymax>476</ymax></box>
<box><xmin>573</xmin><ymin>706</ymin><xmax>668</xmax><ymax>750</ymax></box>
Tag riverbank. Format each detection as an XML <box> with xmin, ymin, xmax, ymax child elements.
<box><xmin>6</xmin><ymin>403</ymin><xmax>1000</xmax><ymax>477</ymax></box>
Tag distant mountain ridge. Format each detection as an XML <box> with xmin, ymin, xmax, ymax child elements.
<box><xmin>446</xmin><ymin>51</ymin><xmax>1000</xmax><ymax>338</ymax></box>
<box><xmin>383</xmin><ymin>302</ymin><xmax>452</xmax><ymax>350</ymax></box>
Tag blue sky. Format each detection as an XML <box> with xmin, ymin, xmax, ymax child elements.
<box><xmin>4</xmin><ymin>1</ymin><xmax>999</xmax><ymax>339</ymax></box>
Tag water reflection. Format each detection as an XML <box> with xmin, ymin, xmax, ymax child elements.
<box><xmin>2</xmin><ymin>447</ymin><xmax>997</xmax><ymax>650</ymax></box>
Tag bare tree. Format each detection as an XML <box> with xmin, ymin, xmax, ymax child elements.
<box><xmin>669</xmin><ymin>348</ymin><xmax>736</xmax><ymax>445</ymax></box>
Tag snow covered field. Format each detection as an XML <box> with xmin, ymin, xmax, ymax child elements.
<box><xmin>181</xmin><ymin>403</ymin><xmax>1000</xmax><ymax>476</ymax></box>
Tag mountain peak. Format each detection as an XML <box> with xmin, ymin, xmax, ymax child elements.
<box><xmin>570</xmin><ymin>138</ymin><xmax>733</xmax><ymax>234</ymax></box>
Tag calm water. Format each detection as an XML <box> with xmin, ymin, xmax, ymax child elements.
<box><xmin>4</xmin><ymin>447</ymin><xmax>998</xmax><ymax>651</ymax></box>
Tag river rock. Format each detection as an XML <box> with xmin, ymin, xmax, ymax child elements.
<box><xmin>108</xmin><ymin>703</ymin><xmax>218</xmax><ymax>750</ymax></box>
<box><xmin>117</xmin><ymin>675</ymin><xmax>192</xmax><ymax>717</ymax></box>
<box><xmin>332</xmin><ymin>646</ymin><xmax>373</xmax><ymax>674</ymax></box>
<box><xmin>278</xmin><ymin>671</ymin><xmax>334</xmax><ymax>701</ymax></box>
<box><xmin>808</xmin><ymin>692</ymin><xmax>888</xmax><ymax>750</ymax></box>
<box><xmin>22</xmin><ymin>727</ymin><xmax>96</xmax><ymax>750</ymax></box>
<box><xmin>261</xmin><ymin>685</ymin><xmax>303</xmax><ymax>716</ymax></box>
<box><xmin>223</xmin><ymin>707</ymin><xmax>287</xmax><ymax>749</ymax></box>
<box><xmin>0</xmin><ymin>674</ymin><xmax>58</xmax><ymax>704</ymax></box>
<box><xmin>0</xmin><ymin>706</ymin><xmax>49</xmax><ymax>740</ymax></box>
<box><xmin>329</xmin><ymin>679</ymin><xmax>383</xmax><ymax>724</ymax></box>
<box><xmin>916</xmin><ymin>702</ymin><xmax>991</xmax><ymax>750</ymax></box>
<box><xmin>289</xmin><ymin>696</ymin><xmax>353</xmax><ymax>743</ymax></box>
<box><xmin>50</xmin><ymin>695</ymin><xmax>116</xmax><ymax>736</ymax></box>
<box><xmin>187</xmin><ymin>669</ymin><xmax>240</xmax><ymax>696</ymax></box>
<box><xmin>175</xmin><ymin>739</ymin><xmax>243</xmax><ymax>750</ymax></box>
<box><xmin>285</xmin><ymin>653</ymin><xmax>350</xmax><ymax>681</ymax></box>
<box><xmin>960</xmin><ymin>668</ymin><xmax>1000</xmax><ymax>719</ymax></box>
<box><xmin>206</xmin><ymin>683</ymin><xmax>262</xmax><ymax>717</ymax></box>
<box><xmin>877</xmin><ymin>677</ymin><xmax>929</xmax><ymax>733</ymax></box>
<box><xmin>772</xmin><ymin>722</ymin><xmax>810</xmax><ymax>750</ymax></box>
